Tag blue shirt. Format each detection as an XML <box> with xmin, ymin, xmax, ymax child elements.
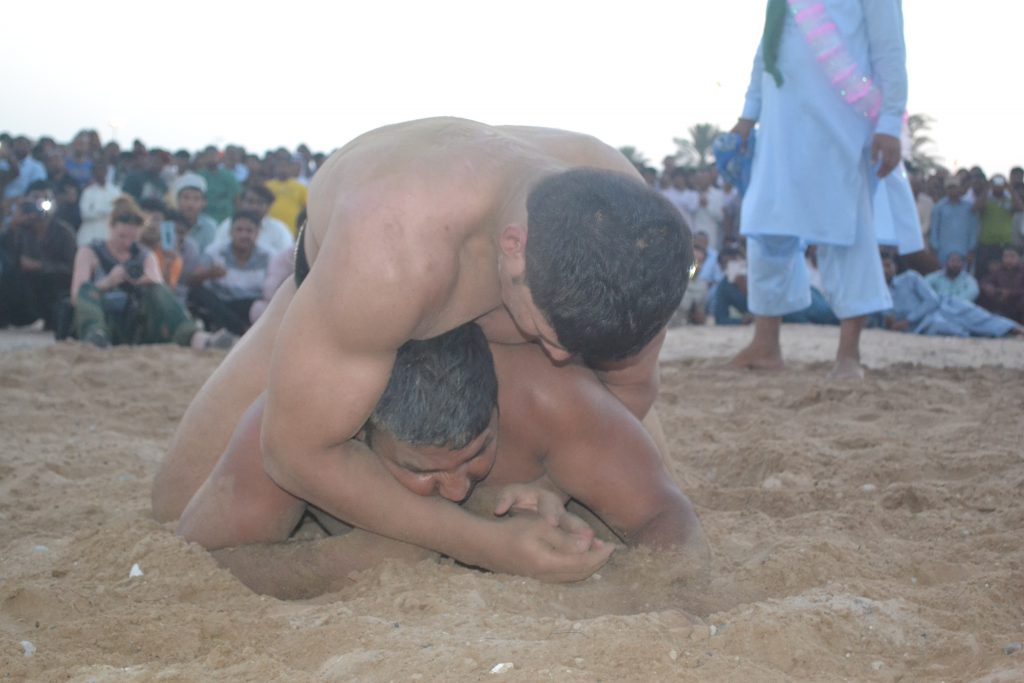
<box><xmin>1</xmin><ymin>156</ymin><xmax>47</xmax><ymax>200</ymax></box>
<box><xmin>928</xmin><ymin>199</ymin><xmax>979</xmax><ymax>266</ymax></box>
<box><xmin>924</xmin><ymin>269</ymin><xmax>978</xmax><ymax>303</ymax></box>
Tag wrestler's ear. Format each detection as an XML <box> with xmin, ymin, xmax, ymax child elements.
<box><xmin>499</xmin><ymin>224</ymin><xmax>527</xmax><ymax>258</ymax></box>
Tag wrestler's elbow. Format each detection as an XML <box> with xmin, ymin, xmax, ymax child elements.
<box><xmin>626</xmin><ymin>492</ymin><xmax>703</xmax><ymax>551</ymax></box>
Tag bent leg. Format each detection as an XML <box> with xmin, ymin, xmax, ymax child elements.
<box><xmin>152</xmin><ymin>278</ymin><xmax>298</xmax><ymax>521</ymax></box>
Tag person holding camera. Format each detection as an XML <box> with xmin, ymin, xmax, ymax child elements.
<box><xmin>69</xmin><ymin>195</ymin><xmax>234</xmax><ymax>349</ymax></box>
<box><xmin>0</xmin><ymin>180</ymin><xmax>77</xmax><ymax>330</ymax></box>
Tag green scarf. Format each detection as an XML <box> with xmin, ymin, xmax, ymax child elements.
<box><xmin>762</xmin><ymin>0</ymin><xmax>787</xmax><ymax>87</ymax></box>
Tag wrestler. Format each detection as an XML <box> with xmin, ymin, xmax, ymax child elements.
<box><xmin>171</xmin><ymin>324</ymin><xmax>706</xmax><ymax>598</ymax></box>
<box><xmin>152</xmin><ymin>117</ymin><xmax>691</xmax><ymax>582</ymax></box>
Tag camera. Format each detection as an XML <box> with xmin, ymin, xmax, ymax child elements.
<box><xmin>18</xmin><ymin>198</ymin><xmax>54</xmax><ymax>217</ymax></box>
<box><xmin>122</xmin><ymin>255</ymin><xmax>145</xmax><ymax>280</ymax></box>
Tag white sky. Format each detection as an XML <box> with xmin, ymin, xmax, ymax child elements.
<box><xmin>2</xmin><ymin>1</ymin><xmax>1021</xmax><ymax>173</ymax></box>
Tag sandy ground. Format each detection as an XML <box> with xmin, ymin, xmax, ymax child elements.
<box><xmin>1</xmin><ymin>325</ymin><xmax>1022</xmax><ymax>682</ymax></box>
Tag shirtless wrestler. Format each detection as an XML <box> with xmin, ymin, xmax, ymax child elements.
<box><xmin>170</xmin><ymin>324</ymin><xmax>707</xmax><ymax>598</ymax></box>
<box><xmin>152</xmin><ymin>117</ymin><xmax>692</xmax><ymax>582</ymax></box>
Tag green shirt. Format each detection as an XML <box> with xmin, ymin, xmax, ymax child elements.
<box><xmin>979</xmin><ymin>197</ymin><xmax>1015</xmax><ymax>246</ymax></box>
<box><xmin>198</xmin><ymin>168</ymin><xmax>242</xmax><ymax>224</ymax></box>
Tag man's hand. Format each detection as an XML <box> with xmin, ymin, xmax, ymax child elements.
<box><xmin>483</xmin><ymin>514</ymin><xmax>614</xmax><ymax>583</ymax></box>
<box><xmin>101</xmin><ymin>264</ymin><xmax>129</xmax><ymax>289</ymax></box>
<box><xmin>732</xmin><ymin>118</ymin><xmax>756</xmax><ymax>150</ymax></box>
<box><xmin>871</xmin><ymin>133</ymin><xmax>901</xmax><ymax>178</ymax></box>
<box><xmin>493</xmin><ymin>482</ymin><xmax>593</xmax><ymax>543</ymax></box>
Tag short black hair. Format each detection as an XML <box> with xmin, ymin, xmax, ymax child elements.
<box><xmin>525</xmin><ymin>168</ymin><xmax>691</xmax><ymax>364</ymax></box>
<box><xmin>365</xmin><ymin>323</ymin><xmax>497</xmax><ymax>450</ymax></box>
<box><xmin>139</xmin><ymin>198</ymin><xmax>167</xmax><ymax>214</ymax></box>
<box><xmin>26</xmin><ymin>180</ymin><xmax>54</xmax><ymax>195</ymax></box>
<box><xmin>164</xmin><ymin>209</ymin><xmax>187</xmax><ymax>226</ymax></box>
<box><xmin>231</xmin><ymin>210</ymin><xmax>263</xmax><ymax>228</ymax></box>
<box><xmin>242</xmin><ymin>182</ymin><xmax>275</xmax><ymax>206</ymax></box>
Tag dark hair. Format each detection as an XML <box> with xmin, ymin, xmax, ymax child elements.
<box><xmin>364</xmin><ymin>323</ymin><xmax>497</xmax><ymax>450</ymax></box>
<box><xmin>231</xmin><ymin>210</ymin><xmax>263</xmax><ymax>228</ymax></box>
<box><xmin>139</xmin><ymin>198</ymin><xmax>167</xmax><ymax>214</ymax></box>
<box><xmin>164</xmin><ymin>209</ymin><xmax>187</xmax><ymax>226</ymax></box>
<box><xmin>717</xmin><ymin>246</ymin><xmax>743</xmax><ymax>268</ymax></box>
<box><xmin>26</xmin><ymin>180</ymin><xmax>55</xmax><ymax>195</ymax></box>
<box><xmin>242</xmin><ymin>182</ymin><xmax>275</xmax><ymax>205</ymax></box>
<box><xmin>524</xmin><ymin>168</ymin><xmax>691</xmax><ymax>364</ymax></box>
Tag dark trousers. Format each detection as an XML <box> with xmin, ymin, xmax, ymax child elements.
<box><xmin>0</xmin><ymin>267</ymin><xmax>70</xmax><ymax>330</ymax></box>
<box><xmin>710</xmin><ymin>281</ymin><xmax>839</xmax><ymax>326</ymax></box>
<box><xmin>188</xmin><ymin>286</ymin><xmax>256</xmax><ymax>336</ymax></box>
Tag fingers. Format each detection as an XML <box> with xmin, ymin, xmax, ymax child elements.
<box><xmin>536</xmin><ymin>491</ymin><xmax>564</xmax><ymax>526</ymax></box>
<box><xmin>540</xmin><ymin>541</ymin><xmax>616</xmax><ymax>583</ymax></box>
<box><xmin>555</xmin><ymin>510</ymin><xmax>595</xmax><ymax>542</ymax></box>
<box><xmin>493</xmin><ymin>490</ymin><xmax>514</xmax><ymax>517</ymax></box>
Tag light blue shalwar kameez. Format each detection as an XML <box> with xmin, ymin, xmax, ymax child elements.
<box><xmin>888</xmin><ymin>270</ymin><xmax>1017</xmax><ymax>337</ymax></box>
<box><xmin>740</xmin><ymin>0</ymin><xmax>922</xmax><ymax>319</ymax></box>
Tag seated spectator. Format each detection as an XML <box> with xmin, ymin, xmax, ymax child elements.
<box><xmin>69</xmin><ymin>196</ymin><xmax>233</xmax><ymax>349</ymax></box>
<box><xmin>879</xmin><ymin>252</ymin><xmax>1022</xmax><ymax>338</ymax></box>
<box><xmin>710</xmin><ymin>245</ymin><xmax>838</xmax><ymax>327</ymax></box>
<box><xmin>173</xmin><ymin>173</ymin><xmax>218</xmax><ymax>251</ymax></box>
<box><xmin>1</xmin><ymin>135</ymin><xmax>48</xmax><ymax>201</ymax></box>
<box><xmin>0</xmin><ymin>181</ymin><xmax>77</xmax><ymax>330</ymax></box>
<box><xmin>137</xmin><ymin>198</ymin><xmax>182</xmax><ymax>289</ymax></box>
<box><xmin>167</xmin><ymin>209</ymin><xmax>203</xmax><ymax>305</ymax></box>
<box><xmin>249</xmin><ymin>246</ymin><xmax>296</xmax><ymax>324</ymax></box>
<box><xmin>187</xmin><ymin>211</ymin><xmax>270</xmax><ymax>336</ymax></box>
<box><xmin>979</xmin><ymin>246</ymin><xmax>1024</xmax><ymax>324</ymax></box>
<box><xmin>924</xmin><ymin>251</ymin><xmax>979</xmax><ymax>302</ymax></box>
<box><xmin>77</xmin><ymin>161</ymin><xmax>121</xmax><ymax>246</ymax></box>
<box><xmin>265</xmin><ymin>159</ymin><xmax>308</xmax><ymax>236</ymax></box>
<box><xmin>121</xmin><ymin>151</ymin><xmax>169</xmax><ymax>202</ymax></box>
<box><xmin>211</xmin><ymin>183</ymin><xmax>294</xmax><ymax>255</ymax></box>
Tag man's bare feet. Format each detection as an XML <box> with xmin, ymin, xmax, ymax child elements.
<box><xmin>727</xmin><ymin>341</ymin><xmax>785</xmax><ymax>371</ymax></box>
<box><xmin>827</xmin><ymin>356</ymin><xmax>865</xmax><ymax>381</ymax></box>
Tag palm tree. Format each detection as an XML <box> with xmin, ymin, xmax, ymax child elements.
<box><xmin>618</xmin><ymin>146</ymin><xmax>649</xmax><ymax>167</ymax></box>
<box><xmin>673</xmin><ymin>123</ymin><xmax>723</xmax><ymax>167</ymax></box>
<box><xmin>906</xmin><ymin>113</ymin><xmax>942</xmax><ymax>173</ymax></box>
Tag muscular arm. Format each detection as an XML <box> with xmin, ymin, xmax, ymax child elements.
<box><xmin>538</xmin><ymin>369</ymin><xmax>705</xmax><ymax>555</ymax></box>
<box><xmin>260</xmin><ymin>202</ymin><xmax>611</xmax><ymax>581</ymax></box>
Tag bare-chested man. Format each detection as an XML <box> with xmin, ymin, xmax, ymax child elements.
<box><xmin>152</xmin><ymin>118</ymin><xmax>691</xmax><ymax>581</ymax></box>
<box><xmin>168</xmin><ymin>324</ymin><xmax>706</xmax><ymax>598</ymax></box>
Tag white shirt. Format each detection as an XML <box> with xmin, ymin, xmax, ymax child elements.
<box><xmin>212</xmin><ymin>215</ymin><xmax>295</xmax><ymax>255</ymax></box>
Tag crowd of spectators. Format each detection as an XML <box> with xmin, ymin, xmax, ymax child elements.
<box><xmin>639</xmin><ymin>155</ymin><xmax>1024</xmax><ymax>337</ymax></box>
<box><xmin>0</xmin><ymin>127</ymin><xmax>1021</xmax><ymax>346</ymax></box>
<box><xmin>0</xmin><ymin>129</ymin><xmax>323</xmax><ymax>346</ymax></box>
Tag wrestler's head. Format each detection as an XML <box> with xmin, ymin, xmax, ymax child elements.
<box><xmin>499</xmin><ymin>168</ymin><xmax>691</xmax><ymax>366</ymax></box>
<box><xmin>363</xmin><ymin>323</ymin><xmax>498</xmax><ymax>503</ymax></box>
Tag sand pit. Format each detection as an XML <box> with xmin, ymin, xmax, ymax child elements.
<box><xmin>1</xmin><ymin>326</ymin><xmax>1022</xmax><ymax>681</ymax></box>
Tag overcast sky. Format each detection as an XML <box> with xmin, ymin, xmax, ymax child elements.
<box><xmin>2</xmin><ymin>1</ymin><xmax>1020</xmax><ymax>173</ymax></box>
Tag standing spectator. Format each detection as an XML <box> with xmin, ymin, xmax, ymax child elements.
<box><xmin>924</xmin><ymin>252</ymin><xmax>979</xmax><ymax>302</ymax></box>
<box><xmin>77</xmin><ymin>161</ymin><xmax>121</xmax><ymax>247</ymax></box>
<box><xmin>265</xmin><ymin>158</ymin><xmax>308</xmax><ymax>236</ymax></box>
<box><xmin>979</xmin><ymin>246</ymin><xmax>1024</xmax><ymax>323</ymax></box>
<box><xmin>44</xmin><ymin>150</ymin><xmax>82</xmax><ymax>231</ymax></box>
<box><xmin>211</xmin><ymin>183</ymin><xmax>295</xmax><ymax>255</ymax></box>
<box><xmin>188</xmin><ymin>211</ymin><xmax>270</xmax><ymax>335</ymax></box>
<box><xmin>224</xmin><ymin>145</ymin><xmax>249</xmax><ymax>183</ymax></box>
<box><xmin>1</xmin><ymin>136</ymin><xmax>48</xmax><ymax>201</ymax></box>
<box><xmin>688</xmin><ymin>167</ymin><xmax>727</xmax><ymax>250</ymax></box>
<box><xmin>974</xmin><ymin>174</ymin><xmax>1023</xmax><ymax>279</ymax></box>
<box><xmin>728</xmin><ymin>0</ymin><xmax>917</xmax><ymax>378</ymax></box>
<box><xmin>195</xmin><ymin>146</ymin><xmax>241</xmax><ymax>223</ymax></box>
<box><xmin>173</xmin><ymin>173</ymin><xmax>218</xmax><ymax>252</ymax></box>
<box><xmin>0</xmin><ymin>182</ymin><xmax>77</xmax><ymax>330</ymax></box>
<box><xmin>64</xmin><ymin>131</ymin><xmax>95</xmax><ymax>190</ymax></box>
<box><xmin>913</xmin><ymin>174</ymin><xmax>934</xmax><ymax>240</ymax></box>
<box><xmin>660</xmin><ymin>168</ymin><xmax>695</xmax><ymax>226</ymax></box>
<box><xmin>929</xmin><ymin>178</ymin><xmax>979</xmax><ymax>268</ymax></box>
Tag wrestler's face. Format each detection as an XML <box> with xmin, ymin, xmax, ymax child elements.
<box><xmin>373</xmin><ymin>413</ymin><xmax>499</xmax><ymax>503</ymax></box>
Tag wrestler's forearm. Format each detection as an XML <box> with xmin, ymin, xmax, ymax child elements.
<box><xmin>263</xmin><ymin>440</ymin><xmax>502</xmax><ymax>568</ymax></box>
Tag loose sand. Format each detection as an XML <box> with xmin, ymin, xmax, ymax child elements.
<box><xmin>1</xmin><ymin>326</ymin><xmax>1022</xmax><ymax>682</ymax></box>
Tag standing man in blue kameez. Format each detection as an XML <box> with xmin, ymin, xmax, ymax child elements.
<box><xmin>729</xmin><ymin>0</ymin><xmax>921</xmax><ymax>379</ymax></box>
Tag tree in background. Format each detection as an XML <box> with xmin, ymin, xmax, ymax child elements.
<box><xmin>907</xmin><ymin>113</ymin><xmax>942</xmax><ymax>173</ymax></box>
<box><xmin>674</xmin><ymin>123</ymin><xmax>722</xmax><ymax>167</ymax></box>
<box><xmin>618</xmin><ymin>146</ymin><xmax>648</xmax><ymax>167</ymax></box>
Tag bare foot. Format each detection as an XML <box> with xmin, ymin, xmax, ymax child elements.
<box><xmin>827</xmin><ymin>357</ymin><xmax>865</xmax><ymax>381</ymax></box>
<box><xmin>727</xmin><ymin>342</ymin><xmax>784</xmax><ymax>371</ymax></box>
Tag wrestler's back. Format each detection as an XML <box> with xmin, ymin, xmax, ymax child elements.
<box><xmin>303</xmin><ymin>117</ymin><xmax>638</xmax><ymax>264</ymax></box>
